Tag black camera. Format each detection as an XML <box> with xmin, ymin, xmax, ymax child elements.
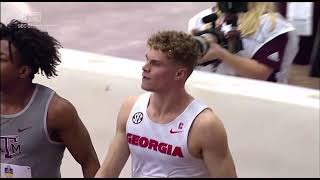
<box><xmin>193</xmin><ymin>2</ymin><xmax>248</xmax><ymax>65</ymax></box>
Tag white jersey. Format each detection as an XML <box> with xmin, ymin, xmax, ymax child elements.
<box><xmin>126</xmin><ymin>93</ymin><xmax>210</xmax><ymax>178</ymax></box>
<box><xmin>188</xmin><ymin>10</ymin><xmax>299</xmax><ymax>83</ymax></box>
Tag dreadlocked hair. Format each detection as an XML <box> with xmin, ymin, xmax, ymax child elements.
<box><xmin>0</xmin><ymin>19</ymin><xmax>62</xmax><ymax>79</ymax></box>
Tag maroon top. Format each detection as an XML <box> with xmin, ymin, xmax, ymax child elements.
<box><xmin>252</xmin><ymin>33</ymin><xmax>289</xmax><ymax>82</ymax></box>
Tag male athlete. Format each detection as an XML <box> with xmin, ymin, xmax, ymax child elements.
<box><xmin>0</xmin><ymin>20</ymin><xmax>100</xmax><ymax>178</ymax></box>
<box><xmin>95</xmin><ymin>30</ymin><xmax>237</xmax><ymax>178</ymax></box>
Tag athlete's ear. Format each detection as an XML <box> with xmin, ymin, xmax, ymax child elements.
<box><xmin>19</xmin><ymin>65</ymin><xmax>32</xmax><ymax>79</ymax></box>
<box><xmin>175</xmin><ymin>68</ymin><xmax>188</xmax><ymax>81</ymax></box>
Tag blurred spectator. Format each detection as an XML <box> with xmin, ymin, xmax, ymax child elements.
<box><xmin>188</xmin><ymin>2</ymin><xmax>299</xmax><ymax>83</ymax></box>
<box><xmin>277</xmin><ymin>2</ymin><xmax>320</xmax><ymax>66</ymax></box>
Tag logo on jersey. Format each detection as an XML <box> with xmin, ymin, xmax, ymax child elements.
<box><xmin>169</xmin><ymin>129</ymin><xmax>183</xmax><ymax>134</ymax></box>
<box><xmin>169</xmin><ymin>122</ymin><xmax>184</xmax><ymax>134</ymax></box>
<box><xmin>132</xmin><ymin>112</ymin><xmax>143</xmax><ymax>124</ymax></box>
<box><xmin>18</xmin><ymin>126</ymin><xmax>32</xmax><ymax>133</ymax></box>
<box><xmin>0</xmin><ymin>136</ymin><xmax>21</xmax><ymax>158</ymax></box>
<box><xmin>127</xmin><ymin>133</ymin><xmax>184</xmax><ymax>158</ymax></box>
<box><xmin>4</xmin><ymin>165</ymin><xmax>14</xmax><ymax>178</ymax></box>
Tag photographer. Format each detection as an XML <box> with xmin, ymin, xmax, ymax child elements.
<box><xmin>188</xmin><ymin>2</ymin><xmax>299</xmax><ymax>83</ymax></box>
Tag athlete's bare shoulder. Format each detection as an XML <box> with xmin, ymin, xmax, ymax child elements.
<box><xmin>120</xmin><ymin>96</ymin><xmax>138</xmax><ymax>116</ymax></box>
<box><xmin>117</xmin><ymin>96</ymin><xmax>139</xmax><ymax>128</ymax></box>
<box><xmin>191</xmin><ymin>108</ymin><xmax>228</xmax><ymax>149</ymax></box>
<box><xmin>48</xmin><ymin>93</ymin><xmax>75</xmax><ymax>115</ymax></box>
<box><xmin>47</xmin><ymin>93</ymin><xmax>78</xmax><ymax>129</ymax></box>
<box><xmin>191</xmin><ymin>109</ymin><xmax>236</xmax><ymax>177</ymax></box>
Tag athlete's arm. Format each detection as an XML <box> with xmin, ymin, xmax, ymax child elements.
<box><xmin>95</xmin><ymin>96</ymin><xmax>138</xmax><ymax>178</ymax></box>
<box><xmin>192</xmin><ymin>109</ymin><xmax>237</xmax><ymax>177</ymax></box>
<box><xmin>47</xmin><ymin>94</ymin><xmax>100</xmax><ymax>178</ymax></box>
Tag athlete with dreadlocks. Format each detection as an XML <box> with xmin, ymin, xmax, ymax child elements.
<box><xmin>0</xmin><ymin>19</ymin><xmax>100</xmax><ymax>178</ymax></box>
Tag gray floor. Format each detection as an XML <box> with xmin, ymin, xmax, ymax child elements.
<box><xmin>25</xmin><ymin>2</ymin><xmax>213</xmax><ymax>60</ymax></box>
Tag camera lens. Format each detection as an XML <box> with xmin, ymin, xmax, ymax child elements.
<box><xmin>193</xmin><ymin>36</ymin><xmax>210</xmax><ymax>55</ymax></box>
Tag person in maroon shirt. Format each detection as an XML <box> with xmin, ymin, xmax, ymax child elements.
<box><xmin>189</xmin><ymin>2</ymin><xmax>298</xmax><ymax>83</ymax></box>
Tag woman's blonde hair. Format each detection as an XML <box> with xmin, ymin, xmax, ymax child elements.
<box><xmin>216</xmin><ymin>2</ymin><xmax>277</xmax><ymax>37</ymax></box>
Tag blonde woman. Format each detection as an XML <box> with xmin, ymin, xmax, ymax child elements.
<box><xmin>188</xmin><ymin>2</ymin><xmax>298</xmax><ymax>83</ymax></box>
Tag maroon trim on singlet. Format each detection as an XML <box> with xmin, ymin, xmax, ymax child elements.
<box><xmin>252</xmin><ymin>33</ymin><xmax>289</xmax><ymax>82</ymax></box>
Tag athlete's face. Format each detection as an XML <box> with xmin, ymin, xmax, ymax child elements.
<box><xmin>141</xmin><ymin>48</ymin><xmax>184</xmax><ymax>92</ymax></box>
<box><xmin>0</xmin><ymin>40</ymin><xmax>23</xmax><ymax>90</ymax></box>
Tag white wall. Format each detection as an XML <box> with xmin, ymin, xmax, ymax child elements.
<box><xmin>34</xmin><ymin>49</ymin><xmax>319</xmax><ymax>178</ymax></box>
<box><xmin>0</xmin><ymin>2</ymin><xmax>32</xmax><ymax>24</ymax></box>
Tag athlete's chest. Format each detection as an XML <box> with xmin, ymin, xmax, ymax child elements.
<box><xmin>0</xmin><ymin>103</ymin><xmax>27</xmax><ymax>115</ymax></box>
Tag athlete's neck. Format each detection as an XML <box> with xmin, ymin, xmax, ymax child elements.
<box><xmin>0</xmin><ymin>82</ymin><xmax>36</xmax><ymax>114</ymax></box>
<box><xmin>148</xmin><ymin>87</ymin><xmax>193</xmax><ymax>120</ymax></box>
